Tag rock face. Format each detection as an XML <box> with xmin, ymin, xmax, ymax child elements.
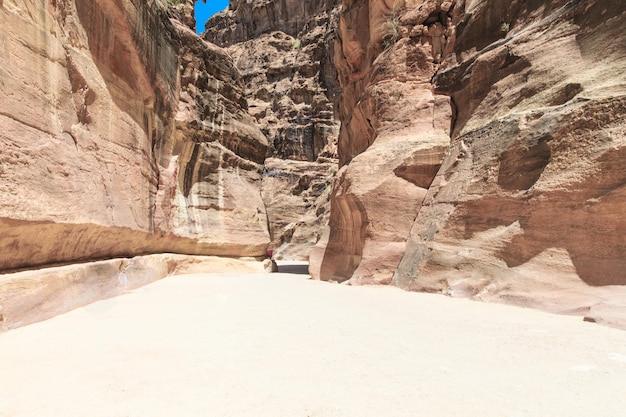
<box><xmin>310</xmin><ymin>0</ymin><xmax>451</xmax><ymax>283</ymax></box>
<box><xmin>2</xmin><ymin>0</ymin><xmax>625</xmax><ymax>330</ymax></box>
<box><xmin>0</xmin><ymin>0</ymin><xmax>269</xmax><ymax>272</ymax></box>
<box><xmin>261</xmin><ymin>158</ymin><xmax>336</xmax><ymax>259</ymax></box>
<box><xmin>310</xmin><ymin>0</ymin><xmax>626</xmax><ymax>322</ymax></box>
<box><xmin>205</xmin><ymin>0</ymin><xmax>342</xmax><ymax>259</ymax></box>
<box><xmin>204</xmin><ymin>0</ymin><xmax>338</xmax><ymax>46</ymax></box>
<box><xmin>166</xmin><ymin>12</ymin><xmax>270</xmax><ymax>256</ymax></box>
<box><xmin>393</xmin><ymin>0</ymin><xmax>626</xmax><ymax>313</ymax></box>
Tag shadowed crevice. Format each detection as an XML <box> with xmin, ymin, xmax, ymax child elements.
<box><xmin>276</xmin><ymin>262</ymin><xmax>310</xmax><ymax>274</ymax></box>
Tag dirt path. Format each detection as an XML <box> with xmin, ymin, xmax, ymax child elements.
<box><xmin>1</xmin><ymin>270</ymin><xmax>625</xmax><ymax>416</ymax></box>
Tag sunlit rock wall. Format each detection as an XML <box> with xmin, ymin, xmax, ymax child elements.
<box><xmin>0</xmin><ymin>0</ymin><xmax>269</xmax><ymax>271</ymax></box>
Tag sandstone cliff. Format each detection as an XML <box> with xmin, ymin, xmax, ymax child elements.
<box><xmin>394</xmin><ymin>0</ymin><xmax>626</xmax><ymax>322</ymax></box>
<box><xmin>205</xmin><ymin>0</ymin><xmax>342</xmax><ymax>259</ymax></box>
<box><xmin>310</xmin><ymin>0</ymin><xmax>452</xmax><ymax>283</ymax></box>
<box><xmin>310</xmin><ymin>0</ymin><xmax>626</xmax><ymax>324</ymax></box>
<box><xmin>0</xmin><ymin>0</ymin><xmax>269</xmax><ymax>272</ymax></box>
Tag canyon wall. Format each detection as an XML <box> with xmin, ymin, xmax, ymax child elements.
<box><xmin>393</xmin><ymin>0</ymin><xmax>626</xmax><ymax>320</ymax></box>
<box><xmin>0</xmin><ymin>0</ymin><xmax>269</xmax><ymax>272</ymax></box>
<box><xmin>309</xmin><ymin>0</ymin><xmax>451</xmax><ymax>283</ymax></box>
<box><xmin>2</xmin><ymin>0</ymin><xmax>625</xmax><ymax>329</ymax></box>
<box><xmin>310</xmin><ymin>0</ymin><xmax>626</xmax><ymax>323</ymax></box>
<box><xmin>205</xmin><ymin>0</ymin><xmax>342</xmax><ymax>259</ymax></box>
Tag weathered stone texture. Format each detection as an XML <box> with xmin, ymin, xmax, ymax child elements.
<box><xmin>0</xmin><ymin>0</ymin><xmax>269</xmax><ymax>272</ymax></box>
<box><xmin>204</xmin><ymin>0</ymin><xmax>340</xmax><ymax>47</ymax></box>
<box><xmin>310</xmin><ymin>0</ymin><xmax>452</xmax><ymax>283</ymax></box>
<box><xmin>261</xmin><ymin>157</ymin><xmax>336</xmax><ymax>259</ymax></box>
<box><xmin>309</xmin><ymin>0</ymin><xmax>626</xmax><ymax>326</ymax></box>
<box><xmin>393</xmin><ymin>0</ymin><xmax>626</xmax><ymax>318</ymax></box>
<box><xmin>167</xmin><ymin>16</ymin><xmax>270</xmax><ymax>254</ymax></box>
<box><xmin>0</xmin><ymin>254</ymin><xmax>265</xmax><ymax>331</ymax></box>
<box><xmin>205</xmin><ymin>0</ymin><xmax>341</xmax><ymax>259</ymax></box>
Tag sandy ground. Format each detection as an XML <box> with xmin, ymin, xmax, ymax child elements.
<box><xmin>1</xmin><ymin>266</ymin><xmax>626</xmax><ymax>417</ymax></box>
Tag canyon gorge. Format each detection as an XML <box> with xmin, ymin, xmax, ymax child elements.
<box><xmin>1</xmin><ymin>0</ymin><xmax>625</xmax><ymax>330</ymax></box>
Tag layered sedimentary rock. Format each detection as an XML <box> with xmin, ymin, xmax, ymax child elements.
<box><xmin>166</xmin><ymin>9</ymin><xmax>270</xmax><ymax>256</ymax></box>
<box><xmin>393</xmin><ymin>0</ymin><xmax>626</xmax><ymax>318</ymax></box>
<box><xmin>310</xmin><ymin>0</ymin><xmax>451</xmax><ymax>283</ymax></box>
<box><xmin>0</xmin><ymin>0</ymin><xmax>269</xmax><ymax>272</ymax></box>
<box><xmin>311</xmin><ymin>0</ymin><xmax>626</xmax><ymax>325</ymax></box>
<box><xmin>205</xmin><ymin>0</ymin><xmax>341</xmax><ymax>258</ymax></box>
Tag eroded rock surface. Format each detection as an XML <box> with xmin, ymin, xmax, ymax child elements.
<box><xmin>205</xmin><ymin>0</ymin><xmax>341</xmax><ymax>258</ymax></box>
<box><xmin>0</xmin><ymin>0</ymin><xmax>269</xmax><ymax>272</ymax></box>
<box><xmin>393</xmin><ymin>0</ymin><xmax>626</xmax><ymax>317</ymax></box>
<box><xmin>309</xmin><ymin>0</ymin><xmax>626</xmax><ymax>326</ymax></box>
<box><xmin>2</xmin><ymin>0</ymin><xmax>625</xmax><ymax>331</ymax></box>
<box><xmin>261</xmin><ymin>158</ymin><xmax>336</xmax><ymax>259</ymax></box>
<box><xmin>310</xmin><ymin>0</ymin><xmax>452</xmax><ymax>283</ymax></box>
<box><xmin>167</xmin><ymin>14</ymin><xmax>270</xmax><ymax>256</ymax></box>
<box><xmin>204</xmin><ymin>0</ymin><xmax>338</xmax><ymax>46</ymax></box>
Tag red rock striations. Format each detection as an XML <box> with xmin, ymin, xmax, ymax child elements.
<box><xmin>0</xmin><ymin>0</ymin><xmax>269</xmax><ymax>272</ymax></box>
<box><xmin>1</xmin><ymin>0</ymin><xmax>625</xmax><ymax>330</ymax></box>
<box><xmin>311</xmin><ymin>0</ymin><xmax>626</xmax><ymax>326</ymax></box>
<box><xmin>310</xmin><ymin>0</ymin><xmax>452</xmax><ymax>283</ymax></box>
<box><xmin>393</xmin><ymin>0</ymin><xmax>626</xmax><ymax>322</ymax></box>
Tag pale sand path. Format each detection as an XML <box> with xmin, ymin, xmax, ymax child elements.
<box><xmin>1</xmin><ymin>269</ymin><xmax>626</xmax><ymax>417</ymax></box>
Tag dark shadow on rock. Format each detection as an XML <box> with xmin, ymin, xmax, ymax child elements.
<box><xmin>276</xmin><ymin>262</ymin><xmax>310</xmax><ymax>275</ymax></box>
<box><xmin>498</xmin><ymin>137</ymin><xmax>551</xmax><ymax>191</ymax></box>
<box><xmin>434</xmin><ymin>40</ymin><xmax>531</xmax><ymax>138</ymax></box>
<box><xmin>456</xmin><ymin>142</ymin><xmax>626</xmax><ymax>286</ymax></box>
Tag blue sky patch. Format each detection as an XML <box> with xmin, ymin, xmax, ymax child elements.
<box><xmin>195</xmin><ymin>0</ymin><xmax>229</xmax><ymax>34</ymax></box>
